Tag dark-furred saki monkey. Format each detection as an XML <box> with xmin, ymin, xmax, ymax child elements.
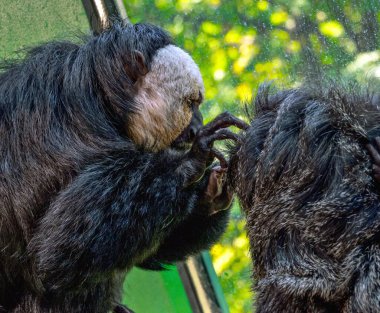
<box><xmin>229</xmin><ymin>84</ymin><xmax>380</xmax><ymax>313</ymax></box>
<box><xmin>0</xmin><ymin>22</ymin><xmax>247</xmax><ymax>313</ymax></box>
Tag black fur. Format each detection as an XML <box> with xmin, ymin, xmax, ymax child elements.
<box><xmin>229</xmin><ymin>83</ymin><xmax>380</xmax><ymax>312</ymax></box>
<box><xmin>0</xmin><ymin>22</ymin><xmax>230</xmax><ymax>312</ymax></box>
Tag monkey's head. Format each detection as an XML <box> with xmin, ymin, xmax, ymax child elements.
<box><xmin>229</xmin><ymin>83</ymin><xmax>380</xmax><ymax>270</ymax></box>
<box><xmin>91</xmin><ymin>23</ymin><xmax>204</xmax><ymax>151</ymax></box>
<box><xmin>132</xmin><ymin>44</ymin><xmax>204</xmax><ymax>151</ymax></box>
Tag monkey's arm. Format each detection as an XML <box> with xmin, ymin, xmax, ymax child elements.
<box><xmin>29</xmin><ymin>147</ymin><xmax>204</xmax><ymax>291</ymax></box>
<box><xmin>137</xmin><ymin>211</ymin><xmax>230</xmax><ymax>270</ymax></box>
<box><xmin>29</xmin><ymin>113</ymin><xmax>247</xmax><ymax>292</ymax></box>
<box><xmin>138</xmin><ymin>167</ymin><xmax>232</xmax><ymax>269</ymax></box>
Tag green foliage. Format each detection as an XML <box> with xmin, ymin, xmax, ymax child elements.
<box><xmin>0</xmin><ymin>0</ymin><xmax>88</xmax><ymax>59</ymax></box>
<box><xmin>211</xmin><ymin>202</ymin><xmax>253</xmax><ymax>312</ymax></box>
<box><xmin>123</xmin><ymin>0</ymin><xmax>379</xmax><ymax>311</ymax></box>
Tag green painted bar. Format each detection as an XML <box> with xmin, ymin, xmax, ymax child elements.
<box><xmin>202</xmin><ymin>252</ymin><xmax>230</xmax><ymax>313</ymax></box>
<box><xmin>123</xmin><ymin>267</ymin><xmax>193</xmax><ymax>313</ymax></box>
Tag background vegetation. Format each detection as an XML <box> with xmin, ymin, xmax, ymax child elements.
<box><xmin>123</xmin><ymin>1</ymin><xmax>380</xmax><ymax>311</ymax></box>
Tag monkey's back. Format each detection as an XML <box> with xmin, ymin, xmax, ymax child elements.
<box><xmin>232</xmin><ymin>85</ymin><xmax>380</xmax><ymax>312</ymax></box>
<box><xmin>0</xmin><ymin>28</ymin><xmax>136</xmax><ymax>310</ymax></box>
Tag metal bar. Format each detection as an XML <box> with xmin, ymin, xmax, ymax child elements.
<box><xmin>114</xmin><ymin>0</ymin><xmax>128</xmax><ymax>20</ymax></box>
<box><xmin>82</xmin><ymin>0</ymin><xmax>128</xmax><ymax>33</ymax></box>
<box><xmin>177</xmin><ymin>254</ymin><xmax>227</xmax><ymax>313</ymax></box>
<box><xmin>201</xmin><ymin>252</ymin><xmax>230</xmax><ymax>313</ymax></box>
<box><xmin>186</xmin><ymin>257</ymin><xmax>213</xmax><ymax>313</ymax></box>
<box><xmin>177</xmin><ymin>262</ymin><xmax>203</xmax><ymax>313</ymax></box>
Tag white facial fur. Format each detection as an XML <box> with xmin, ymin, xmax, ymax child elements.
<box><xmin>129</xmin><ymin>45</ymin><xmax>205</xmax><ymax>151</ymax></box>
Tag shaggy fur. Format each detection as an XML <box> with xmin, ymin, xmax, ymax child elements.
<box><xmin>229</xmin><ymin>83</ymin><xmax>380</xmax><ymax>312</ymax></box>
<box><xmin>0</xmin><ymin>23</ymin><xmax>232</xmax><ymax>312</ymax></box>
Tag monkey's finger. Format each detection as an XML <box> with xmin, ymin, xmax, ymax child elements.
<box><xmin>211</xmin><ymin>166</ymin><xmax>228</xmax><ymax>184</ymax></box>
<box><xmin>211</xmin><ymin>165</ymin><xmax>228</xmax><ymax>174</ymax></box>
<box><xmin>202</xmin><ymin>112</ymin><xmax>249</xmax><ymax>135</ymax></box>
<box><xmin>212</xmin><ymin>183</ymin><xmax>234</xmax><ymax>213</ymax></box>
<box><xmin>205</xmin><ymin>167</ymin><xmax>224</xmax><ymax>200</ymax></box>
<box><xmin>206</xmin><ymin>129</ymin><xmax>242</xmax><ymax>146</ymax></box>
<box><xmin>366</xmin><ymin>143</ymin><xmax>380</xmax><ymax>165</ymax></box>
<box><xmin>210</xmin><ymin>148</ymin><xmax>228</xmax><ymax>169</ymax></box>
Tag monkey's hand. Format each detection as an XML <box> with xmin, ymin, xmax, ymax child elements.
<box><xmin>136</xmin><ymin>165</ymin><xmax>233</xmax><ymax>268</ymax></box>
<box><xmin>203</xmin><ymin>165</ymin><xmax>233</xmax><ymax>215</ymax></box>
<box><xmin>182</xmin><ymin>112</ymin><xmax>248</xmax><ymax>187</ymax></box>
<box><xmin>366</xmin><ymin>137</ymin><xmax>380</xmax><ymax>183</ymax></box>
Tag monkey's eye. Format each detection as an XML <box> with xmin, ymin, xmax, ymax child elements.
<box><xmin>186</xmin><ymin>97</ymin><xmax>202</xmax><ymax>109</ymax></box>
<box><xmin>186</xmin><ymin>98</ymin><xmax>195</xmax><ymax>108</ymax></box>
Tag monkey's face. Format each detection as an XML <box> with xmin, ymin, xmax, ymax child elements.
<box><xmin>129</xmin><ymin>45</ymin><xmax>205</xmax><ymax>152</ymax></box>
<box><xmin>171</xmin><ymin>104</ymin><xmax>203</xmax><ymax>150</ymax></box>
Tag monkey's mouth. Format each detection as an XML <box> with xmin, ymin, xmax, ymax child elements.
<box><xmin>171</xmin><ymin>134</ymin><xmax>194</xmax><ymax>150</ymax></box>
<box><xmin>171</xmin><ymin>124</ymin><xmax>197</xmax><ymax>150</ymax></box>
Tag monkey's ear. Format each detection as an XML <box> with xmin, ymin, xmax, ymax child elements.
<box><xmin>126</xmin><ymin>50</ymin><xmax>149</xmax><ymax>84</ymax></box>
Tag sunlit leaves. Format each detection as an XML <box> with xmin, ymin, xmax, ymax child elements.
<box><xmin>225</xmin><ymin>28</ymin><xmax>257</xmax><ymax>75</ymax></box>
<box><xmin>212</xmin><ymin>246</ymin><xmax>235</xmax><ymax>274</ymax></box>
<box><xmin>166</xmin><ymin>15</ymin><xmax>184</xmax><ymax>35</ymax></box>
<box><xmin>202</xmin><ymin>21</ymin><xmax>221</xmax><ymax>35</ymax></box>
<box><xmin>287</xmin><ymin>40</ymin><xmax>301</xmax><ymax>53</ymax></box>
<box><xmin>257</xmin><ymin>0</ymin><xmax>269</xmax><ymax>11</ymax></box>
<box><xmin>270</xmin><ymin>10</ymin><xmax>288</xmax><ymax>25</ymax></box>
<box><xmin>271</xmin><ymin>29</ymin><xmax>289</xmax><ymax>42</ymax></box>
<box><xmin>316</xmin><ymin>10</ymin><xmax>327</xmax><ymax>21</ymax></box>
<box><xmin>224</xmin><ymin>27</ymin><xmax>243</xmax><ymax>45</ymax></box>
<box><xmin>236</xmin><ymin>83</ymin><xmax>252</xmax><ymax>101</ymax></box>
<box><xmin>212</xmin><ymin>232</ymin><xmax>250</xmax><ymax>275</ymax></box>
<box><xmin>319</xmin><ymin>20</ymin><xmax>345</xmax><ymax>37</ymax></box>
<box><xmin>285</xmin><ymin>17</ymin><xmax>296</xmax><ymax>30</ymax></box>
<box><xmin>346</xmin><ymin>51</ymin><xmax>380</xmax><ymax>81</ymax></box>
<box><xmin>212</xmin><ymin>49</ymin><xmax>227</xmax><ymax>75</ymax></box>
<box><xmin>233</xmin><ymin>45</ymin><xmax>256</xmax><ymax>75</ymax></box>
<box><xmin>213</xmin><ymin>69</ymin><xmax>225</xmax><ymax>80</ymax></box>
<box><xmin>210</xmin><ymin>203</ymin><xmax>252</xmax><ymax>313</ymax></box>
<box><xmin>154</xmin><ymin>0</ymin><xmax>172</xmax><ymax>9</ymax></box>
<box><xmin>254</xmin><ymin>58</ymin><xmax>284</xmax><ymax>80</ymax></box>
<box><xmin>176</xmin><ymin>0</ymin><xmax>202</xmax><ymax>12</ymax></box>
<box><xmin>205</xmin><ymin>0</ymin><xmax>220</xmax><ymax>7</ymax></box>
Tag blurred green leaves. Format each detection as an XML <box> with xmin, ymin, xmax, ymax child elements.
<box><xmin>319</xmin><ymin>20</ymin><xmax>344</xmax><ymax>37</ymax></box>
<box><xmin>211</xmin><ymin>202</ymin><xmax>252</xmax><ymax>313</ymax></box>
